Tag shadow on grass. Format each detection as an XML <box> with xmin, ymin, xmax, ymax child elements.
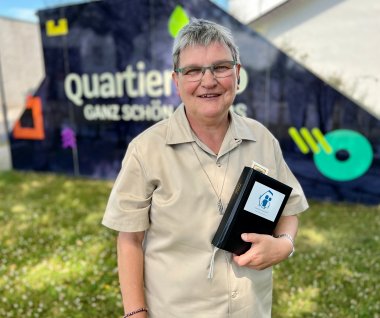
<box><xmin>1</xmin><ymin>171</ymin><xmax>379</xmax><ymax>317</ymax></box>
<box><xmin>0</xmin><ymin>171</ymin><xmax>122</xmax><ymax>317</ymax></box>
<box><xmin>272</xmin><ymin>202</ymin><xmax>380</xmax><ymax>317</ymax></box>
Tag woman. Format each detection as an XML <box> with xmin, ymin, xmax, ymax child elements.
<box><xmin>102</xmin><ymin>18</ymin><xmax>308</xmax><ymax>318</ymax></box>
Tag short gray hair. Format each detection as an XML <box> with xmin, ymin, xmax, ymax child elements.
<box><xmin>172</xmin><ymin>18</ymin><xmax>240</xmax><ymax>70</ymax></box>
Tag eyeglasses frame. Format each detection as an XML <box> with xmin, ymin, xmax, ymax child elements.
<box><xmin>174</xmin><ymin>60</ymin><xmax>239</xmax><ymax>81</ymax></box>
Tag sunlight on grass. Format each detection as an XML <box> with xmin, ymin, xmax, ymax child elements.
<box><xmin>11</xmin><ymin>204</ymin><xmax>27</xmax><ymax>213</ymax></box>
<box><xmin>1</xmin><ymin>171</ymin><xmax>379</xmax><ymax>317</ymax></box>
<box><xmin>63</xmin><ymin>180</ymin><xmax>75</xmax><ymax>189</ymax></box>
<box><xmin>0</xmin><ymin>171</ymin><xmax>122</xmax><ymax>317</ymax></box>
<box><xmin>299</xmin><ymin>228</ymin><xmax>326</xmax><ymax>245</ymax></box>
<box><xmin>273</xmin><ymin>200</ymin><xmax>380</xmax><ymax>318</ymax></box>
<box><xmin>85</xmin><ymin>212</ymin><xmax>104</xmax><ymax>226</ymax></box>
<box><xmin>22</xmin><ymin>257</ymin><xmax>79</xmax><ymax>290</ymax></box>
<box><xmin>280</xmin><ymin>286</ymin><xmax>319</xmax><ymax>315</ymax></box>
<box><xmin>20</xmin><ymin>241</ymin><xmax>109</xmax><ymax>292</ymax></box>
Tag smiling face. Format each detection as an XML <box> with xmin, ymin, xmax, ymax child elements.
<box><xmin>172</xmin><ymin>42</ymin><xmax>240</xmax><ymax>126</ymax></box>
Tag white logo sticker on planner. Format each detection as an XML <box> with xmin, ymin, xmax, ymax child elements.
<box><xmin>244</xmin><ymin>181</ymin><xmax>285</xmax><ymax>221</ymax></box>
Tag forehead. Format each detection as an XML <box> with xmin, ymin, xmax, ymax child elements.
<box><xmin>179</xmin><ymin>42</ymin><xmax>233</xmax><ymax>66</ymax></box>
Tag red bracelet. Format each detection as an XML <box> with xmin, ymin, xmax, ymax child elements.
<box><xmin>124</xmin><ymin>308</ymin><xmax>148</xmax><ymax>317</ymax></box>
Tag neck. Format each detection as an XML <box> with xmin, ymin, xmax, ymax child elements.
<box><xmin>188</xmin><ymin>114</ymin><xmax>230</xmax><ymax>154</ymax></box>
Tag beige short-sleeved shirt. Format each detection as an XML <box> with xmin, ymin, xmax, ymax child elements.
<box><xmin>102</xmin><ymin>104</ymin><xmax>309</xmax><ymax>318</ymax></box>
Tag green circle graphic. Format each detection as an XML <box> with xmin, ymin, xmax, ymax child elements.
<box><xmin>313</xmin><ymin>129</ymin><xmax>373</xmax><ymax>181</ymax></box>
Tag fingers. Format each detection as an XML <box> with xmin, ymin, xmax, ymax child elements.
<box><xmin>233</xmin><ymin>251</ymin><xmax>253</xmax><ymax>267</ymax></box>
<box><xmin>233</xmin><ymin>233</ymin><xmax>273</xmax><ymax>269</ymax></box>
<box><xmin>233</xmin><ymin>251</ymin><xmax>269</xmax><ymax>270</ymax></box>
<box><xmin>233</xmin><ymin>233</ymin><xmax>258</xmax><ymax>267</ymax></box>
<box><xmin>240</xmin><ymin>232</ymin><xmax>259</xmax><ymax>243</ymax></box>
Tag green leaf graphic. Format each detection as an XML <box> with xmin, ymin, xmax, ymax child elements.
<box><xmin>168</xmin><ymin>5</ymin><xmax>189</xmax><ymax>38</ymax></box>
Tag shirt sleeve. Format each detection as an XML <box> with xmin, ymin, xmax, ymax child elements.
<box><xmin>273</xmin><ymin>138</ymin><xmax>309</xmax><ymax>216</ymax></box>
<box><xmin>102</xmin><ymin>141</ymin><xmax>154</xmax><ymax>232</ymax></box>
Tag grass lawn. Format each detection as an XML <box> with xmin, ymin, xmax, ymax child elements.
<box><xmin>0</xmin><ymin>170</ymin><xmax>379</xmax><ymax>317</ymax></box>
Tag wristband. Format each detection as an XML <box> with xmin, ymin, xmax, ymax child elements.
<box><xmin>124</xmin><ymin>308</ymin><xmax>148</xmax><ymax>317</ymax></box>
<box><xmin>275</xmin><ymin>233</ymin><xmax>295</xmax><ymax>258</ymax></box>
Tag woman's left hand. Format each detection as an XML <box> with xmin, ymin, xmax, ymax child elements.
<box><xmin>232</xmin><ymin>233</ymin><xmax>293</xmax><ymax>270</ymax></box>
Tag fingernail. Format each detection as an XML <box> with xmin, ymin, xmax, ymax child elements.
<box><xmin>241</xmin><ymin>233</ymin><xmax>247</xmax><ymax>240</ymax></box>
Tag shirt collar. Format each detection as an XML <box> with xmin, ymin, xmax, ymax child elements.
<box><xmin>166</xmin><ymin>104</ymin><xmax>257</xmax><ymax>145</ymax></box>
<box><xmin>229</xmin><ymin>109</ymin><xmax>257</xmax><ymax>142</ymax></box>
<box><xmin>166</xmin><ymin>104</ymin><xmax>194</xmax><ymax>145</ymax></box>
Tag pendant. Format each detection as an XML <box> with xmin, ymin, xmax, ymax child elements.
<box><xmin>217</xmin><ymin>198</ymin><xmax>224</xmax><ymax>214</ymax></box>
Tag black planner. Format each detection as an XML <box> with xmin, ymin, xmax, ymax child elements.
<box><xmin>212</xmin><ymin>166</ymin><xmax>293</xmax><ymax>255</ymax></box>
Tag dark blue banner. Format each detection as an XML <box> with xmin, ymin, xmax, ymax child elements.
<box><xmin>10</xmin><ymin>0</ymin><xmax>380</xmax><ymax>204</ymax></box>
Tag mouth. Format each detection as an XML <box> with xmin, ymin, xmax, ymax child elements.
<box><xmin>197</xmin><ymin>93</ymin><xmax>221</xmax><ymax>98</ymax></box>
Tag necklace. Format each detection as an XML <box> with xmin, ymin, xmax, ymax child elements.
<box><xmin>190</xmin><ymin>140</ymin><xmax>230</xmax><ymax>215</ymax></box>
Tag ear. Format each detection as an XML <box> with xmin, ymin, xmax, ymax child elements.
<box><xmin>172</xmin><ymin>71</ymin><xmax>181</xmax><ymax>96</ymax></box>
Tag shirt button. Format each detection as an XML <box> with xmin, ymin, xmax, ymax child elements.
<box><xmin>231</xmin><ymin>291</ymin><xmax>238</xmax><ymax>298</ymax></box>
<box><xmin>216</xmin><ymin>161</ymin><xmax>222</xmax><ymax>167</ymax></box>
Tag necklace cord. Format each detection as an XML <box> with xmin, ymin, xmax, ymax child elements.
<box><xmin>190</xmin><ymin>141</ymin><xmax>230</xmax><ymax>214</ymax></box>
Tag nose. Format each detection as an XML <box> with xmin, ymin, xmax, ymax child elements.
<box><xmin>201</xmin><ymin>67</ymin><xmax>217</xmax><ymax>84</ymax></box>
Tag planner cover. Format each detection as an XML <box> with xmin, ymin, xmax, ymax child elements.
<box><xmin>212</xmin><ymin>166</ymin><xmax>292</xmax><ymax>255</ymax></box>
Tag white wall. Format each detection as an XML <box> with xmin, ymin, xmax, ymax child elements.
<box><xmin>228</xmin><ymin>0</ymin><xmax>287</xmax><ymax>24</ymax></box>
<box><xmin>247</xmin><ymin>0</ymin><xmax>380</xmax><ymax>119</ymax></box>
<box><xmin>0</xmin><ymin>17</ymin><xmax>45</xmax><ymax>168</ymax></box>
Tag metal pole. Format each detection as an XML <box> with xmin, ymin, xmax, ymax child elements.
<box><xmin>0</xmin><ymin>48</ymin><xmax>13</xmax><ymax>169</ymax></box>
<box><xmin>61</xmin><ymin>10</ymin><xmax>80</xmax><ymax>176</ymax></box>
<box><xmin>0</xmin><ymin>49</ymin><xmax>11</xmax><ymax>147</ymax></box>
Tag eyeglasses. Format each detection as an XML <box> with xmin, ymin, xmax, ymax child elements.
<box><xmin>175</xmin><ymin>60</ymin><xmax>238</xmax><ymax>82</ymax></box>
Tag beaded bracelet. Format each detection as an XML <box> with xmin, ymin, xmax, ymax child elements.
<box><xmin>123</xmin><ymin>308</ymin><xmax>148</xmax><ymax>317</ymax></box>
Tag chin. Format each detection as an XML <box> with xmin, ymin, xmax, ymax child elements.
<box><xmin>201</xmin><ymin>105</ymin><xmax>228</xmax><ymax>118</ymax></box>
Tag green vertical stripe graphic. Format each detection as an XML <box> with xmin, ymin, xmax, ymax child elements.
<box><xmin>288</xmin><ymin>127</ymin><xmax>310</xmax><ymax>154</ymax></box>
<box><xmin>300</xmin><ymin>127</ymin><xmax>320</xmax><ymax>154</ymax></box>
<box><xmin>312</xmin><ymin>128</ymin><xmax>332</xmax><ymax>154</ymax></box>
